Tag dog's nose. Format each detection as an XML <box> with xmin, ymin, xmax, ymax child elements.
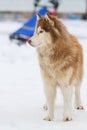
<box><xmin>27</xmin><ymin>38</ymin><xmax>34</xmax><ymax>47</ymax></box>
<box><xmin>28</xmin><ymin>39</ymin><xmax>32</xmax><ymax>44</ymax></box>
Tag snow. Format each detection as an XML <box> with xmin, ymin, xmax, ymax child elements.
<box><xmin>0</xmin><ymin>19</ymin><xmax>87</xmax><ymax>130</ymax></box>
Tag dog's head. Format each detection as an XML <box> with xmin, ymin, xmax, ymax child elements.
<box><xmin>27</xmin><ymin>13</ymin><xmax>60</xmax><ymax>47</ymax></box>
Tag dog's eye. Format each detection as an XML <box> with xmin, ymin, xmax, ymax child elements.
<box><xmin>39</xmin><ymin>30</ymin><xmax>44</xmax><ymax>33</ymax></box>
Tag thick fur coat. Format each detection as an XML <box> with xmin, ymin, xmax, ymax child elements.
<box><xmin>28</xmin><ymin>13</ymin><xmax>83</xmax><ymax>121</ymax></box>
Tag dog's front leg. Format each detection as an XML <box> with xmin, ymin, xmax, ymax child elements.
<box><xmin>61</xmin><ymin>86</ymin><xmax>73</xmax><ymax>121</ymax></box>
<box><xmin>43</xmin><ymin>85</ymin><xmax>56</xmax><ymax>121</ymax></box>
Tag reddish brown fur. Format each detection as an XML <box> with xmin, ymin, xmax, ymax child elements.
<box><xmin>30</xmin><ymin>14</ymin><xmax>84</xmax><ymax>121</ymax></box>
<box><xmin>37</xmin><ymin>16</ymin><xmax>83</xmax><ymax>86</ymax></box>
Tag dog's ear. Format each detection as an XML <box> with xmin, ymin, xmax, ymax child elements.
<box><xmin>36</xmin><ymin>14</ymin><xmax>42</xmax><ymax>20</ymax></box>
<box><xmin>45</xmin><ymin>13</ymin><xmax>54</xmax><ymax>26</ymax></box>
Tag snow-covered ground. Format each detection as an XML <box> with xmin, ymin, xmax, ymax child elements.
<box><xmin>0</xmin><ymin>19</ymin><xmax>87</xmax><ymax>130</ymax></box>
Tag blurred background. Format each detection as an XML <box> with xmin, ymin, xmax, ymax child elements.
<box><xmin>0</xmin><ymin>0</ymin><xmax>87</xmax><ymax>21</ymax></box>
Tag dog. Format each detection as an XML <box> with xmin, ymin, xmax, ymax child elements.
<box><xmin>28</xmin><ymin>13</ymin><xmax>83</xmax><ymax>121</ymax></box>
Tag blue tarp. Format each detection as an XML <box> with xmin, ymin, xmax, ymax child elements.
<box><xmin>13</xmin><ymin>7</ymin><xmax>48</xmax><ymax>37</ymax></box>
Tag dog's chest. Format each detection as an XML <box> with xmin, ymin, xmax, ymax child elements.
<box><xmin>38</xmin><ymin>51</ymin><xmax>73</xmax><ymax>86</ymax></box>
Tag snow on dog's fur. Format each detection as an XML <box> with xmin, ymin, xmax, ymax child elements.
<box><xmin>28</xmin><ymin>13</ymin><xmax>83</xmax><ymax>121</ymax></box>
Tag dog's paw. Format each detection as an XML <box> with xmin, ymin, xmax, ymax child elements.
<box><xmin>43</xmin><ymin>116</ymin><xmax>53</xmax><ymax>121</ymax></box>
<box><xmin>43</xmin><ymin>104</ymin><xmax>48</xmax><ymax>111</ymax></box>
<box><xmin>63</xmin><ymin>112</ymin><xmax>72</xmax><ymax>122</ymax></box>
<box><xmin>63</xmin><ymin>116</ymin><xmax>72</xmax><ymax>122</ymax></box>
<box><xmin>76</xmin><ymin>105</ymin><xmax>84</xmax><ymax>110</ymax></box>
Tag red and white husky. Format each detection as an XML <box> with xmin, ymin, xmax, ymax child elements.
<box><xmin>28</xmin><ymin>13</ymin><xmax>83</xmax><ymax>121</ymax></box>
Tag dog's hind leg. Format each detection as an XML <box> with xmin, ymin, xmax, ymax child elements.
<box><xmin>43</xmin><ymin>102</ymin><xmax>48</xmax><ymax>111</ymax></box>
<box><xmin>75</xmin><ymin>81</ymin><xmax>84</xmax><ymax>110</ymax></box>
